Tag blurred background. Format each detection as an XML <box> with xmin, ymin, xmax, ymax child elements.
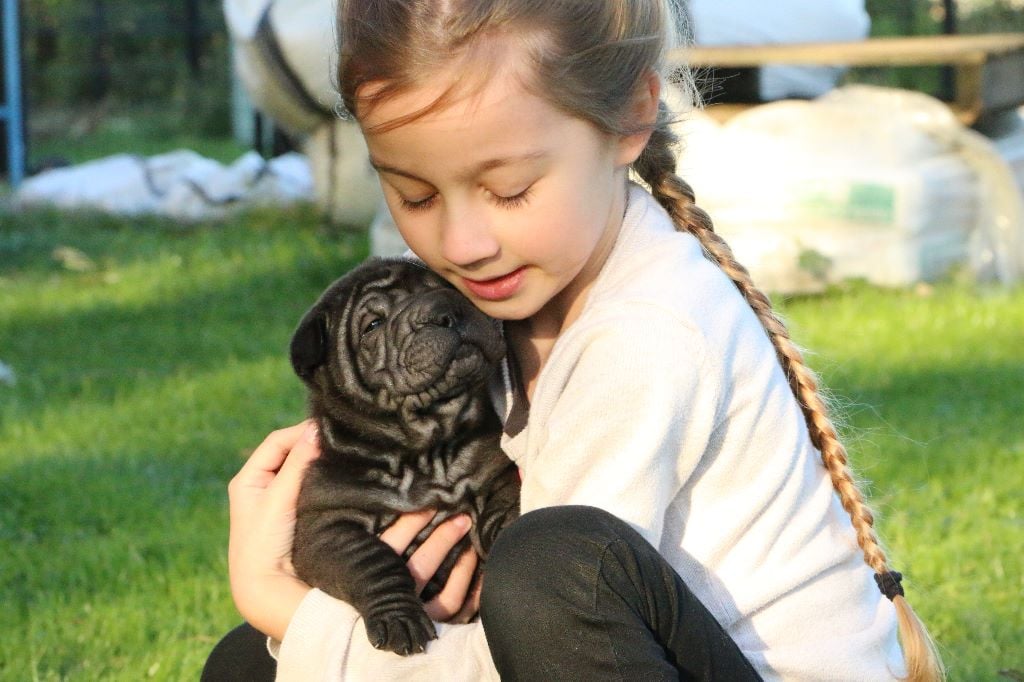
<box><xmin>21</xmin><ymin>0</ymin><xmax>238</xmax><ymax>167</ymax></box>
<box><xmin>11</xmin><ymin>1</ymin><xmax>1024</xmax><ymax>169</ymax></box>
<box><xmin>1</xmin><ymin>1</ymin><xmax>1023</xmax><ymax>679</ymax></box>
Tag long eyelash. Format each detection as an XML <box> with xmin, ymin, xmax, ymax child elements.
<box><xmin>399</xmin><ymin>195</ymin><xmax>437</xmax><ymax>212</ymax></box>
<box><xmin>399</xmin><ymin>188</ymin><xmax>532</xmax><ymax>212</ymax></box>
<box><xmin>494</xmin><ymin>188</ymin><xmax>532</xmax><ymax>209</ymax></box>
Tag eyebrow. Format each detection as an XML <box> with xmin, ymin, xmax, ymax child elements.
<box><xmin>369</xmin><ymin>151</ymin><xmax>547</xmax><ymax>183</ymax></box>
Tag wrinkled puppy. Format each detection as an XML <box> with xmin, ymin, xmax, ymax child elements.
<box><xmin>289</xmin><ymin>258</ymin><xmax>520</xmax><ymax>656</ymax></box>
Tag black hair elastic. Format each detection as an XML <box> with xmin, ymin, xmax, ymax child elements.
<box><xmin>874</xmin><ymin>571</ymin><xmax>905</xmax><ymax>601</ymax></box>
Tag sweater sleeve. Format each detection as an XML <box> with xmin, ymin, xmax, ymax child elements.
<box><xmin>272</xmin><ymin>589</ymin><xmax>499</xmax><ymax>681</ymax></box>
<box><xmin>518</xmin><ymin>308</ymin><xmax>722</xmax><ymax>548</ymax></box>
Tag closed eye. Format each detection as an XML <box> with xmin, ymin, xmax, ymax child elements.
<box><xmin>492</xmin><ymin>186</ymin><xmax>532</xmax><ymax>209</ymax></box>
<box><xmin>399</xmin><ymin>186</ymin><xmax>534</xmax><ymax>212</ymax></box>
<box><xmin>399</xmin><ymin>194</ymin><xmax>437</xmax><ymax>212</ymax></box>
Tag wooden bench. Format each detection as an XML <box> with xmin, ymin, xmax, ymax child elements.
<box><xmin>668</xmin><ymin>33</ymin><xmax>1024</xmax><ymax>125</ymax></box>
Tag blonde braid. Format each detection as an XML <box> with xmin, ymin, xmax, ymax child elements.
<box><xmin>633</xmin><ymin>104</ymin><xmax>945</xmax><ymax>682</ymax></box>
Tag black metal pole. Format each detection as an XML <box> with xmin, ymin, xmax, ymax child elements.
<box><xmin>185</xmin><ymin>0</ymin><xmax>201</xmax><ymax>76</ymax></box>
<box><xmin>88</xmin><ymin>0</ymin><xmax>110</xmax><ymax>101</ymax></box>
<box><xmin>943</xmin><ymin>0</ymin><xmax>957</xmax><ymax>34</ymax></box>
<box><xmin>941</xmin><ymin>0</ymin><xmax>957</xmax><ymax>101</ymax></box>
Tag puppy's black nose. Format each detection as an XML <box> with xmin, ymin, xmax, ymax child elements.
<box><xmin>411</xmin><ymin>298</ymin><xmax>464</xmax><ymax>332</ymax></box>
<box><xmin>425</xmin><ymin>309</ymin><xmax>459</xmax><ymax>330</ymax></box>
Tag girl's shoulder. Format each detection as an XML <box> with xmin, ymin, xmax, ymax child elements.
<box><xmin>577</xmin><ymin>190</ymin><xmax>774</xmax><ymax>377</ymax></box>
<box><xmin>592</xmin><ymin>221</ymin><xmax>745</xmax><ymax>335</ymax></box>
<box><xmin>600</xmin><ymin>186</ymin><xmax>740</xmax><ymax>310</ymax></box>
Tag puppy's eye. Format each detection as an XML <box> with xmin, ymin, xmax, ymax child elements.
<box><xmin>363</xmin><ymin>318</ymin><xmax>383</xmax><ymax>334</ymax></box>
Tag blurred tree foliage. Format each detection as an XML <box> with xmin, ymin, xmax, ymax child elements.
<box><xmin>24</xmin><ymin>0</ymin><xmax>231</xmax><ymax>136</ymax></box>
<box><xmin>956</xmin><ymin>0</ymin><xmax>1024</xmax><ymax>32</ymax></box>
<box><xmin>858</xmin><ymin>0</ymin><xmax>1024</xmax><ymax>98</ymax></box>
<box><xmin>866</xmin><ymin>0</ymin><xmax>943</xmax><ymax>39</ymax></box>
<box><xmin>18</xmin><ymin>1</ymin><xmax>1024</xmax><ymax>146</ymax></box>
<box><xmin>867</xmin><ymin>0</ymin><xmax>1024</xmax><ymax>36</ymax></box>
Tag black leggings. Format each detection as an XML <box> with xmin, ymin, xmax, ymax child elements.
<box><xmin>201</xmin><ymin>619</ymin><xmax>276</xmax><ymax>681</ymax></box>
<box><xmin>202</xmin><ymin>506</ymin><xmax>761</xmax><ymax>681</ymax></box>
<box><xmin>480</xmin><ymin>505</ymin><xmax>760</xmax><ymax>681</ymax></box>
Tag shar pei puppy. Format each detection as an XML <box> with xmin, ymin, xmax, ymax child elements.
<box><xmin>289</xmin><ymin>257</ymin><xmax>521</xmax><ymax>655</ymax></box>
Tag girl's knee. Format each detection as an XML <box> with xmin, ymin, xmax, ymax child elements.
<box><xmin>481</xmin><ymin>505</ymin><xmax>637</xmax><ymax>621</ymax></box>
<box><xmin>493</xmin><ymin>501</ymin><xmax>638</xmax><ymax>557</ymax></box>
<box><xmin>201</xmin><ymin>623</ymin><xmax>276</xmax><ymax>682</ymax></box>
<box><xmin>486</xmin><ymin>505</ymin><xmax>625</xmax><ymax>573</ymax></box>
<box><xmin>480</xmin><ymin>506</ymin><xmax>679</xmax><ymax>677</ymax></box>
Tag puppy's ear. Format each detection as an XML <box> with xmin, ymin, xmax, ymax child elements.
<box><xmin>290</xmin><ymin>311</ymin><xmax>329</xmax><ymax>380</ymax></box>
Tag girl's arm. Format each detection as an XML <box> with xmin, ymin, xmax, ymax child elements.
<box><xmin>228</xmin><ymin>422</ymin><xmax>499</xmax><ymax>681</ymax></box>
<box><xmin>272</xmin><ymin>589</ymin><xmax>496</xmax><ymax>681</ymax></box>
<box><xmin>228</xmin><ymin>422</ymin><xmax>319</xmax><ymax>642</ymax></box>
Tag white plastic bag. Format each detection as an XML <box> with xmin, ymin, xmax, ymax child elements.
<box><xmin>15</xmin><ymin>150</ymin><xmax>315</xmax><ymax>221</ymax></box>
<box><xmin>681</xmin><ymin>86</ymin><xmax>1023</xmax><ymax>292</ymax></box>
<box><xmin>0</xmin><ymin>360</ymin><xmax>16</xmax><ymax>387</ymax></box>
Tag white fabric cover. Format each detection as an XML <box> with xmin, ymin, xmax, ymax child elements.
<box><xmin>225</xmin><ymin>0</ymin><xmax>339</xmax><ymax>135</ymax></box>
<box><xmin>688</xmin><ymin>0</ymin><xmax>871</xmax><ymax>100</ymax></box>
<box><xmin>14</xmin><ymin>151</ymin><xmax>314</xmax><ymax>221</ymax></box>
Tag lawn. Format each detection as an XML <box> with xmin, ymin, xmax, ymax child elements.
<box><xmin>0</xmin><ymin>206</ymin><xmax>1021</xmax><ymax>680</ymax></box>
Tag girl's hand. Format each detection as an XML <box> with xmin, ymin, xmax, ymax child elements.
<box><xmin>381</xmin><ymin>511</ymin><xmax>482</xmax><ymax>623</ymax></box>
<box><xmin>228</xmin><ymin>421</ymin><xmax>320</xmax><ymax>641</ymax></box>
<box><xmin>229</xmin><ymin>421</ymin><xmax>480</xmax><ymax>640</ymax></box>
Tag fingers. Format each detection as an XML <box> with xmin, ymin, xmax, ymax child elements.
<box><xmin>229</xmin><ymin>421</ymin><xmax>320</xmax><ymax>521</ymax></box>
<box><xmin>450</xmin><ymin>573</ymin><xmax>483</xmax><ymax>624</ymax></box>
<box><xmin>406</xmin><ymin>515</ymin><xmax>471</xmax><ymax>592</ymax></box>
<box><xmin>379</xmin><ymin>510</ymin><xmax>436</xmax><ymax>555</ymax></box>
<box><xmin>266</xmin><ymin>422</ymin><xmax>321</xmax><ymax>498</ymax></box>
<box><xmin>231</xmin><ymin>421</ymin><xmax>311</xmax><ymax>491</ymax></box>
<box><xmin>423</xmin><ymin>547</ymin><xmax>479</xmax><ymax>622</ymax></box>
<box><xmin>380</xmin><ymin>513</ymin><xmax>479</xmax><ymax>621</ymax></box>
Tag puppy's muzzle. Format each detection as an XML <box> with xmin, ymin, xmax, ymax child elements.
<box><xmin>401</xmin><ymin>292</ymin><xmax>503</xmax><ymax>362</ymax></box>
<box><xmin>409</xmin><ymin>296</ymin><xmax>463</xmax><ymax>333</ymax></box>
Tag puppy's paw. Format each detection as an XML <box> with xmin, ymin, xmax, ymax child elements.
<box><xmin>364</xmin><ymin>602</ymin><xmax>437</xmax><ymax>655</ymax></box>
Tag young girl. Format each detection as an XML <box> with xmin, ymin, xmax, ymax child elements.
<box><xmin>208</xmin><ymin>0</ymin><xmax>944</xmax><ymax>679</ymax></box>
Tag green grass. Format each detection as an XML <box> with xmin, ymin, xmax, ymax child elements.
<box><xmin>30</xmin><ymin>106</ymin><xmax>250</xmax><ymax>168</ymax></box>
<box><xmin>1</xmin><ymin>208</ymin><xmax>1022</xmax><ymax>680</ymax></box>
<box><xmin>0</xmin><ymin>206</ymin><xmax>366</xmax><ymax>680</ymax></box>
<box><xmin>781</xmin><ymin>283</ymin><xmax>1024</xmax><ymax>679</ymax></box>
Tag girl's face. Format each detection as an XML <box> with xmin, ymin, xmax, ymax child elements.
<box><xmin>358</xmin><ymin>57</ymin><xmax>651</xmax><ymax>328</ymax></box>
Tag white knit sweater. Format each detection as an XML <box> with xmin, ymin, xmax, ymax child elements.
<box><xmin>272</xmin><ymin>184</ymin><xmax>904</xmax><ymax>681</ymax></box>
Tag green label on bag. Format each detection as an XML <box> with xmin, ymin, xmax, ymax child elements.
<box><xmin>791</xmin><ymin>181</ymin><xmax>896</xmax><ymax>226</ymax></box>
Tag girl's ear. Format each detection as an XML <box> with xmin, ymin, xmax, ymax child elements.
<box><xmin>615</xmin><ymin>70</ymin><xmax>662</xmax><ymax>166</ymax></box>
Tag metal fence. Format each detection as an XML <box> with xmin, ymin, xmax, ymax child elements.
<box><xmin>7</xmin><ymin>0</ymin><xmax>1024</xmax><ymax>185</ymax></box>
<box><xmin>14</xmin><ymin>0</ymin><xmax>234</xmax><ymax>181</ymax></box>
<box><xmin>2</xmin><ymin>0</ymin><xmax>25</xmax><ymax>185</ymax></box>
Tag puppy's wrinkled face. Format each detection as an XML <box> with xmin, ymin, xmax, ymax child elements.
<box><xmin>349</xmin><ymin>264</ymin><xmax>503</xmax><ymax>409</ymax></box>
<box><xmin>292</xmin><ymin>259</ymin><xmax>504</xmax><ymax>415</ymax></box>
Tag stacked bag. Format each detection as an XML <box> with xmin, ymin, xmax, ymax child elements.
<box><xmin>223</xmin><ymin>1</ymin><xmax>1024</xmax><ymax>289</ymax></box>
<box><xmin>677</xmin><ymin>86</ymin><xmax>1024</xmax><ymax>292</ymax></box>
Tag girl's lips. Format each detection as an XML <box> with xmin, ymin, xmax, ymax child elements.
<box><xmin>461</xmin><ymin>267</ymin><xmax>526</xmax><ymax>301</ymax></box>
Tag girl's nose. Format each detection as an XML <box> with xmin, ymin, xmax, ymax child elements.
<box><xmin>439</xmin><ymin>205</ymin><xmax>500</xmax><ymax>267</ymax></box>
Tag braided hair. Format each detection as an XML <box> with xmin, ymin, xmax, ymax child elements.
<box><xmin>633</xmin><ymin>99</ymin><xmax>944</xmax><ymax>682</ymax></box>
